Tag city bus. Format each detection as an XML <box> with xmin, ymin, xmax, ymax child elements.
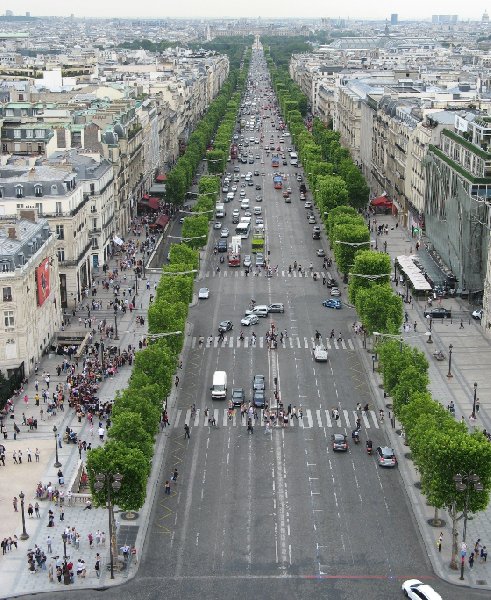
<box><xmin>235</xmin><ymin>222</ymin><xmax>250</xmax><ymax>239</ymax></box>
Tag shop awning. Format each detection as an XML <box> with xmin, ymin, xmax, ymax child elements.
<box><xmin>155</xmin><ymin>215</ymin><xmax>169</xmax><ymax>228</ymax></box>
<box><xmin>142</xmin><ymin>193</ymin><xmax>150</xmax><ymax>200</ymax></box>
<box><xmin>155</xmin><ymin>174</ymin><xmax>167</xmax><ymax>182</ymax></box>
<box><xmin>148</xmin><ymin>197</ymin><xmax>160</xmax><ymax>210</ymax></box>
<box><xmin>149</xmin><ymin>184</ymin><xmax>166</xmax><ymax>195</ymax></box>
<box><xmin>113</xmin><ymin>236</ymin><xmax>124</xmax><ymax>246</ymax></box>
<box><xmin>397</xmin><ymin>255</ymin><xmax>432</xmax><ymax>291</ymax></box>
<box><xmin>371</xmin><ymin>195</ymin><xmax>393</xmax><ymax>208</ymax></box>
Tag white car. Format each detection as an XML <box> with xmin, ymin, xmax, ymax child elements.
<box><xmin>330</xmin><ymin>287</ymin><xmax>341</xmax><ymax>297</ymax></box>
<box><xmin>317</xmin><ymin>249</ymin><xmax>325</xmax><ymax>257</ymax></box>
<box><xmin>241</xmin><ymin>314</ymin><xmax>259</xmax><ymax>326</ymax></box>
<box><xmin>213</xmin><ymin>222</ymin><xmax>222</xmax><ymax>230</ymax></box>
<box><xmin>243</xmin><ymin>255</ymin><xmax>252</xmax><ymax>268</ymax></box>
<box><xmin>198</xmin><ymin>288</ymin><xmax>209</xmax><ymax>299</ymax></box>
<box><xmin>221</xmin><ymin>228</ymin><xmax>230</xmax><ymax>238</ymax></box>
<box><xmin>401</xmin><ymin>579</ymin><xmax>442</xmax><ymax>600</ymax></box>
<box><xmin>313</xmin><ymin>346</ymin><xmax>328</xmax><ymax>362</ymax></box>
<box><xmin>308</xmin><ymin>215</ymin><xmax>316</xmax><ymax>224</ymax></box>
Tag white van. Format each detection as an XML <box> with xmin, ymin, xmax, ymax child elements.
<box><xmin>253</xmin><ymin>206</ymin><xmax>262</xmax><ymax>215</ymax></box>
<box><xmin>211</xmin><ymin>371</ymin><xmax>227</xmax><ymax>399</ymax></box>
<box><xmin>226</xmin><ymin>192</ymin><xmax>234</xmax><ymax>202</ymax></box>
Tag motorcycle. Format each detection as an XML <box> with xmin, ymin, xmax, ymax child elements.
<box><xmin>366</xmin><ymin>440</ymin><xmax>373</xmax><ymax>455</ymax></box>
<box><xmin>351</xmin><ymin>430</ymin><xmax>360</xmax><ymax>444</ymax></box>
<box><xmin>433</xmin><ymin>350</ymin><xmax>446</xmax><ymax>361</ymax></box>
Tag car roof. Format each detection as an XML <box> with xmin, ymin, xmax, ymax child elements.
<box><xmin>379</xmin><ymin>446</ymin><xmax>395</xmax><ymax>455</ymax></box>
<box><xmin>333</xmin><ymin>433</ymin><xmax>346</xmax><ymax>440</ymax></box>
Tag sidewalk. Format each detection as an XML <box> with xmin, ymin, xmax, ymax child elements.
<box><xmin>0</xmin><ymin>231</ymin><xmax>166</xmax><ymax>597</ymax></box>
<box><xmin>359</xmin><ymin>212</ymin><xmax>491</xmax><ymax>590</ymax></box>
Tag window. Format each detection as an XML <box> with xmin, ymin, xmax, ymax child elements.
<box><xmin>4</xmin><ymin>310</ymin><xmax>14</xmax><ymax>328</ymax></box>
<box><xmin>5</xmin><ymin>109</ymin><xmax>13</xmax><ymax>117</ymax></box>
<box><xmin>15</xmin><ymin>185</ymin><xmax>23</xmax><ymax>198</ymax></box>
<box><xmin>55</xmin><ymin>202</ymin><xmax>62</xmax><ymax>215</ymax></box>
<box><xmin>35</xmin><ymin>129</ymin><xmax>44</xmax><ymax>139</ymax></box>
<box><xmin>2</xmin><ymin>144</ymin><xmax>6</xmax><ymax>153</ymax></box>
<box><xmin>91</xmin><ymin>238</ymin><xmax>99</xmax><ymax>249</ymax></box>
<box><xmin>34</xmin><ymin>185</ymin><xmax>43</xmax><ymax>197</ymax></box>
<box><xmin>35</xmin><ymin>203</ymin><xmax>43</xmax><ymax>216</ymax></box>
<box><xmin>13</xmin><ymin>129</ymin><xmax>21</xmax><ymax>139</ymax></box>
<box><xmin>90</xmin><ymin>183</ymin><xmax>95</xmax><ymax>195</ymax></box>
<box><xmin>3</xmin><ymin>287</ymin><xmax>12</xmax><ymax>302</ymax></box>
<box><xmin>92</xmin><ymin>218</ymin><xmax>98</xmax><ymax>231</ymax></box>
<box><xmin>26</xmin><ymin>129</ymin><xmax>33</xmax><ymax>138</ymax></box>
<box><xmin>56</xmin><ymin>224</ymin><xmax>64</xmax><ymax>240</ymax></box>
<box><xmin>57</xmin><ymin>248</ymin><xmax>65</xmax><ymax>262</ymax></box>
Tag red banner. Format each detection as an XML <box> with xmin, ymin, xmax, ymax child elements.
<box><xmin>36</xmin><ymin>258</ymin><xmax>50</xmax><ymax>306</ymax></box>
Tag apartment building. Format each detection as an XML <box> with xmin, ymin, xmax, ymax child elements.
<box><xmin>0</xmin><ymin>157</ymin><xmax>92</xmax><ymax>307</ymax></box>
<box><xmin>0</xmin><ymin>215</ymin><xmax>62</xmax><ymax>378</ymax></box>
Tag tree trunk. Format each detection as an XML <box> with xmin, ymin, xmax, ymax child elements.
<box><xmin>449</xmin><ymin>504</ymin><xmax>459</xmax><ymax>570</ymax></box>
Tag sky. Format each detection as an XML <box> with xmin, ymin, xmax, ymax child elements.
<box><xmin>8</xmin><ymin>1</ymin><xmax>487</xmax><ymax>21</ymax></box>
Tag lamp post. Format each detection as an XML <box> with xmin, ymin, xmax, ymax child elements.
<box><xmin>453</xmin><ymin>473</ymin><xmax>483</xmax><ymax>579</ymax></box>
<box><xmin>134</xmin><ymin>270</ymin><xmax>138</xmax><ymax>296</ymax></box>
<box><xmin>100</xmin><ymin>341</ymin><xmax>105</xmax><ymax>370</ymax></box>
<box><xmin>61</xmin><ymin>532</ymin><xmax>68</xmax><ymax>560</ymax></box>
<box><xmin>53</xmin><ymin>425</ymin><xmax>61</xmax><ymax>468</ymax></box>
<box><xmin>19</xmin><ymin>491</ymin><xmax>29</xmax><ymax>540</ymax></box>
<box><xmin>94</xmin><ymin>472</ymin><xmax>123</xmax><ymax>580</ymax></box>
<box><xmin>447</xmin><ymin>344</ymin><xmax>453</xmax><ymax>378</ymax></box>
<box><xmin>426</xmin><ymin>331</ymin><xmax>433</xmax><ymax>344</ymax></box>
<box><xmin>113</xmin><ymin>306</ymin><xmax>119</xmax><ymax>340</ymax></box>
<box><xmin>472</xmin><ymin>382</ymin><xmax>478</xmax><ymax>419</ymax></box>
<box><xmin>372</xmin><ymin>354</ymin><xmax>376</xmax><ymax>373</ymax></box>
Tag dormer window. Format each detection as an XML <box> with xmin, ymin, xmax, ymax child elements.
<box><xmin>0</xmin><ymin>187</ymin><xmax>3</xmax><ymax>198</ymax></box>
<box><xmin>51</xmin><ymin>184</ymin><xmax>58</xmax><ymax>195</ymax></box>
<box><xmin>34</xmin><ymin>184</ymin><xmax>43</xmax><ymax>197</ymax></box>
<box><xmin>15</xmin><ymin>185</ymin><xmax>23</xmax><ymax>198</ymax></box>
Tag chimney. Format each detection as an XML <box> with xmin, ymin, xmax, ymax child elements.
<box><xmin>8</xmin><ymin>226</ymin><xmax>16</xmax><ymax>239</ymax></box>
<box><xmin>19</xmin><ymin>209</ymin><xmax>37</xmax><ymax>223</ymax></box>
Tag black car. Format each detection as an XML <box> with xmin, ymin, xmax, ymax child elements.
<box><xmin>218</xmin><ymin>320</ymin><xmax>233</xmax><ymax>333</ymax></box>
<box><xmin>332</xmin><ymin>433</ymin><xmax>348</xmax><ymax>452</ymax></box>
<box><xmin>217</xmin><ymin>240</ymin><xmax>228</xmax><ymax>252</ymax></box>
<box><xmin>253</xmin><ymin>388</ymin><xmax>265</xmax><ymax>408</ymax></box>
<box><xmin>423</xmin><ymin>307</ymin><xmax>451</xmax><ymax>319</ymax></box>
<box><xmin>232</xmin><ymin>388</ymin><xmax>245</xmax><ymax>407</ymax></box>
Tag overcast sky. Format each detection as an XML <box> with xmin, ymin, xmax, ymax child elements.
<box><xmin>8</xmin><ymin>1</ymin><xmax>486</xmax><ymax>21</ymax></box>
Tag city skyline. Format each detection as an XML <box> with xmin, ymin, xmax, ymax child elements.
<box><xmin>4</xmin><ymin>1</ymin><xmax>489</xmax><ymax>21</ymax></box>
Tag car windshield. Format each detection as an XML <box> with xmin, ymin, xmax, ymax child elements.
<box><xmin>334</xmin><ymin>435</ymin><xmax>345</xmax><ymax>443</ymax></box>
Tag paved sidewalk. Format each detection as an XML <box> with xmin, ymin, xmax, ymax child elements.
<box><xmin>0</xmin><ymin>230</ymin><xmax>166</xmax><ymax>597</ymax></box>
<box><xmin>357</xmin><ymin>212</ymin><xmax>491</xmax><ymax>590</ymax></box>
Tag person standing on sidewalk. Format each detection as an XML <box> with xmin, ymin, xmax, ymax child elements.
<box><xmin>47</xmin><ymin>535</ymin><xmax>52</xmax><ymax>553</ymax></box>
<box><xmin>184</xmin><ymin>423</ymin><xmax>190</xmax><ymax>439</ymax></box>
<box><xmin>13</xmin><ymin>496</ymin><xmax>18</xmax><ymax>512</ymax></box>
<box><xmin>95</xmin><ymin>554</ymin><xmax>101</xmax><ymax>578</ymax></box>
<box><xmin>437</xmin><ymin>532</ymin><xmax>443</xmax><ymax>553</ymax></box>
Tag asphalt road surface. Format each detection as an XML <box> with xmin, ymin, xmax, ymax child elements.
<box><xmin>18</xmin><ymin>50</ymin><xmax>490</xmax><ymax>600</ymax></box>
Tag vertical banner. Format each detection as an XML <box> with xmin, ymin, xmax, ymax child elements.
<box><xmin>36</xmin><ymin>258</ymin><xmax>50</xmax><ymax>306</ymax></box>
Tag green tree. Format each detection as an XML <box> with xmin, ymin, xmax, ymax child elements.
<box><xmin>206</xmin><ymin>150</ymin><xmax>226</xmax><ymax>174</ymax></box>
<box><xmin>133</xmin><ymin>341</ymin><xmax>177</xmax><ymax>389</ymax></box>
<box><xmin>108</xmin><ymin>412</ymin><xmax>154</xmax><ymax>460</ymax></box>
<box><xmin>391</xmin><ymin>366</ymin><xmax>429</xmax><ymax>414</ymax></box>
<box><xmin>356</xmin><ymin>284</ymin><xmax>403</xmax><ymax>335</ymax></box>
<box><xmin>332</xmin><ymin>223</ymin><xmax>370</xmax><ymax>277</ymax></box>
<box><xmin>86</xmin><ymin>441</ymin><xmax>149</xmax><ymax>510</ymax></box>
<box><xmin>112</xmin><ymin>389</ymin><xmax>161</xmax><ymax>436</ymax></box>
<box><xmin>348</xmin><ymin>250</ymin><xmax>391</xmax><ymax>305</ymax></box>
<box><xmin>316</xmin><ymin>175</ymin><xmax>349</xmax><ymax>212</ymax></box>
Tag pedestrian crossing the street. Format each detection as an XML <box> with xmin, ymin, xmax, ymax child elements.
<box><xmin>191</xmin><ymin>335</ymin><xmax>359</xmax><ymax>351</ymax></box>
<box><xmin>171</xmin><ymin>407</ymin><xmax>380</xmax><ymax>431</ymax></box>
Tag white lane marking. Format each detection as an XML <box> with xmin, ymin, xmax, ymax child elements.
<box><xmin>174</xmin><ymin>409</ymin><xmax>182</xmax><ymax>428</ymax></box>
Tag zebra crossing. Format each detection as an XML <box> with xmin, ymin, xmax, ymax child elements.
<box><xmin>191</xmin><ymin>335</ymin><xmax>360</xmax><ymax>351</ymax></box>
<box><xmin>172</xmin><ymin>407</ymin><xmax>380</xmax><ymax>430</ymax></box>
<box><xmin>206</xmin><ymin>269</ymin><xmax>329</xmax><ymax>279</ymax></box>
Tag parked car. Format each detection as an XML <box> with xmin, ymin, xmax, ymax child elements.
<box><xmin>198</xmin><ymin>288</ymin><xmax>209</xmax><ymax>299</ymax></box>
<box><xmin>472</xmin><ymin>309</ymin><xmax>483</xmax><ymax>320</ymax></box>
<box><xmin>332</xmin><ymin>433</ymin><xmax>348</xmax><ymax>452</ymax></box>
<box><xmin>423</xmin><ymin>307</ymin><xmax>451</xmax><ymax>319</ymax></box>
<box><xmin>376</xmin><ymin>446</ymin><xmax>397</xmax><ymax>468</ymax></box>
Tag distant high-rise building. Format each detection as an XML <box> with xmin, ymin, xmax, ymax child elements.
<box><xmin>483</xmin><ymin>10</ymin><xmax>489</xmax><ymax>23</ymax></box>
<box><xmin>432</xmin><ymin>14</ymin><xmax>458</xmax><ymax>24</ymax></box>
<box><xmin>5</xmin><ymin>10</ymin><xmax>13</xmax><ymax>17</ymax></box>
<box><xmin>390</xmin><ymin>13</ymin><xmax>398</xmax><ymax>25</ymax></box>
<box><xmin>25</xmin><ymin>12</ymin><xmax>30</xmax><ymax>17</ymax></box>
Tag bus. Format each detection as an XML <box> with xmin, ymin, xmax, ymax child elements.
<box><xmin>235</xmin><ymin>222</ymin><xmax>250</xmax><ymax>239</ymax></box>
<box><xmin>271</xmin><ymin>155</ymin><xmax>280</xmax><ymax>168</ymax></box>
<box><xmin>273</xmin><ymin>175</ymin><xmax>283</xmax><ymax>189</ymax></box>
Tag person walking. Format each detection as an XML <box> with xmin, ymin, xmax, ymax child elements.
<box><xmin>13</xmin><ymin>496</ymin><xmax>18</xmax><ymax>512</ymax></box>
<box><xmin>247</xmin><ymin>418</ymin><xmax>254</xmax><ymax>434</ymax></box>
<box><xmin>47</xmin><ymin>535</ymin><xmax>52</xmax><ymax>554</ymax></box>
<box><xmin>34</xmin><ymin>502</ymin><xmax>40</xmax><ymax>518</ymax></box>
<box><xmin>27</xmin><ymin>448</ymin><xmax>32</xmax><ymax>462</ymax></box>
<box><xmin>175</xmin><ymin>375</ymin><xmax>180</xmax><ymax>387</ymax></box>
<box><xmin>437</xmin><ymin>532</ymin><xmax>443</xmax><ymax>553</ymax></box>
<box><xmin>95</xmin><ymin>554</ymin><xmax>101</xmax><ymax>578</ymax></box>
<box><xmin>164</xmin><ymin>480</ymin><xmax>171</xmax><ymax>495</ymax></box>
<box><xmin>184</xmin><ymin>423</ymin><xmax>190</xmax><ymax>439</ymax></box>
<box><xmin>172</xmin><ymin>468</ymin><xmax>179</xmax><ymax>484</ymax></box>
<box><xmin>35</xmin><ymin>448</ymin><xmax>40</xmax><ymax>462</ymax></box>
<box><xmin>469</xmin><ymin>552</ymin><xmax>475</xmax><ymax>569</ymax></box>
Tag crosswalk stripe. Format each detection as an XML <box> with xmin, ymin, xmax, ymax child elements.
<box><xmin>223</xmin><ymin>272</ymin><xmax>227</xmax><ymax>278</ymax></box>
<box><xmin>222</xmin><ymin>410</ymin><xmax>228</xmax><ymax>427</ymax></box>
<box><xmin>191</xmin><ymin>337</ymin><xmax>196</xmax><ymax>349</ymax></box>
<box><xmin>244</xmin><ymin>337</ymin><xmax>249</xmax><ymax>348</ymax></box>
<box><xmin>296</xmin><ymin>337</ymin><xmax>301</xmax><ymax>349</ymax></box>
<box><xmin>343</xmin><ymin>410</ymin><xmax>351</xmax><ymax>428</ymax></box>
<box><xmin>341</xmin><ymin>340</ymin><xmax>347</xmax><ymax>350</ymax></box>
<box><xmin>214</xmin><ymin>408</ymin><xmax>220</xmax><ymax>425</ymax></box>
<box><xmin>304</xmin><ymin>337</ymin><xmax>309</xmax><ymax>349</ymax></box>
<box><xmin>174</xmin><ymin>409</ymin><xmax>182</xmax><ymax>428</ymax></box>
<box><xmin>361</xmin><ymin>412</ymin><xmax>370</xmax><ymax>428</ymax></box>
<box><xmin>306</xmin><ymin>409</ymin><xmax>313</xmax><ymax>428</ymax></box>
<box><xmin>194</xmin><ymin>410</ymin><xmax>201</xmax><ymax>427</ymax></box>
<box><xmin>324</xmin><ymin>410</ymin><xmax>332</xmax><ymax>427</ymax></box>
<box><xmin>348</xmin><ymin>339</ymin><xmax>354</xmax><ymax>350</ymax></box>
<box><xmin>190</xmin><ymin>336</ymin><xmax>358</xmax><ymax>351</ymax></box>
<box><xmin>259</xmin><ymin>336</ymin><xmax>264</xmax><ymax>348</ymax></box>
<box><xmin>213</xmin><ymin>337</ymin><xmax>219</xmax><ymax>348</ymax></box>
<box><xmin>369</xmin><ymin>410</ymin><xmax>380</xmax><ymax>429</ymax></box>
<box><xmin>316</xmin><ymin>410</ymin><xmax>323</xmax><ymax>428</ymax></box>
<box><xmin>184</xmin><ymin>408</ymin><xmax>191</xmax><ymax>426</ymax></box>
<box><xmin>333</xmin><ymin>340</ymin><xmax>339</xmax><ymax>350</ymax></box>
<box><xmin>325</xmin><ymin>339</ymin><xmax>331</xmax><ymax>350</ymax></box>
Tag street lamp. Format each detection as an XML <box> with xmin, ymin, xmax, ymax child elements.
<box><xmin>453</xmin><ymin>473</ymin><xmax>483</xmax><ymax>579</ymax></box>
<box><xmin>53</xmin><ymin>425</ymin><xmax>61</xmax><ymax>468</ymax></box>
<box><xmin>372</xmin><ymin>354</ymin><xmax>376</xmax><ymax>372</ymax></box>
<box><xmin>19</xmin><ymin>491</ymin><xmax>29</xmax><ymax>540</ymax></box>
<box><xmin>472</xmin><ymin>382</ymin><xmax>478</xmax><ymax>419</ymax></box>
<box><xmin>61</xmin><ymin>532</ymin><xmax>68</xmax><ymax>559</ymax></box>
<box><xmin>447</xmin><ymin>344</ymin><xmax>453</xmax><ymax>378</ymax></box>
<box><xmin>113</xmin><ymin>305</ymin><xmax>119</xmax><ymax>340</ymax></box>
<box><xmin>94</xmin><ymin>472</ymin><xmax>123</xmax><ymax>580</ymax></box>
<box><xmin>426</xmin><ymin>331</ymin><xmax>433</xmax><ymax>344</ymax></box>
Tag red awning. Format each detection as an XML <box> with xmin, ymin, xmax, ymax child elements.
<box><xmin>371</xmin><ymin>195</ymin><xmax>393</xmax><ymax>207</ymax></box>
<box><xmin>155</xmin><ymin>174</ymin><xmax>167</xmax><ymax>182</ymax></box>
<box><xmin>156</xmin><ymin>215</ymin><xmax>169</xmax><ymax>228</ymax></box>
<box><xmin>142</xmin><ymin>193</ymin><xmax>150</xmax><ymax>200</ymax></box>
<box><xmin>148</xmin><ymin>197</ymin><xmax>160</xmax><ymax>210</ymax></box>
